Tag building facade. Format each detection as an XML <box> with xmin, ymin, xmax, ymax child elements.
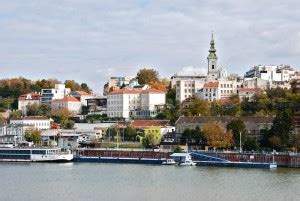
<box><xmin>40</xmin><ymin>84</ymin><xmax>71</xmax><ymax>106</ymax></box>
<box><xmin>18</xmin><ymin>93</ymin><xmax>41</xmax><ymax>114</ymax></box>
<box><xmin>10</xmin><ymin>116</ymin><xmax>51</xmax><ymax>130</ymax></box>
<box><xmin>51</xmin><ymin>96</ymin><xmax>82</xmax><ymax>114</ymax></box>
<box><xmin>107</xmin><ymin>89</ymin><xmax>166</xmax><ymax>119</ymax></box>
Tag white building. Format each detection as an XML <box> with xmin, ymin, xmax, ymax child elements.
<box><xmin>51</xmin><ymin>96</ymin><xmax>82</xmax><ymax>115</ymax></box>
<box><xmin>107</xmin><ymin>89</ymin><xmax>166</xmax><ymax>119</ymax></box>
<box><xmin>10</xmin><ymin>116</ymin><xmax>51</xmax><ymax>130</ymax></box>
<box><xmin>0</xmin><ymin>124</ymin><xmax>34</xmax><ymax>143</ymax></box>
<box><xmin>196</xmin><ymin>79</ymin><xmax>242</xmax><ymax>102</ymax></box>
<box><xmin>244</xmin><ymin>65</ymin><xmax>296</xmax><ymax>89</ymax></box>
<box><xmin>40</xmin><ymin>84</ymin><xmax>71</xmax><ymax>106</ymax></box>
<box><xmin>172</xmin><ymin>77</ymin><xmax>206</xmax><ymax>102</ymax></box>
<box><xmin>18</xmin><ymin>93</ymin><xmax>41</xmax><ymax>114</ymax></box>
<box><xmin>238</xmin><ymin>88</ymin><xmax>257</xmax><ymax>101</ymax></box>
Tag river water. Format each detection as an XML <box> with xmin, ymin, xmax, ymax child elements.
<box><xmin>0</xmin><ymin>163</ymin><xmax>299</xmax><ymax>201</ymax></box>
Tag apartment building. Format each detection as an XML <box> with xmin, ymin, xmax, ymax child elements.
<box><xmin>10</xmin><ymin>116</ymin><xmax>51</xmax><ymax>130</ymax></box>
<box><xmin>18</xmin><ymin>93</ymin><xmax>41</xmax><ymax>114</ymax></box>
<box><xmin>40</xmin><ymin>84</ymin><xmax>71</xmax><ymax>106</ymax></box>
<box><xmin>107</xmin><ymin>89</ymin><xmax>165</xmax><ymax>119</ymax></box>
<box><xmin>51</xmin><ymin>96</ymin><xmax>82</xmax><ymax>115</ymax></box>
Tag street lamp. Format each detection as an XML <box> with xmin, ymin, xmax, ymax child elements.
<box><xmin>239</xmin><ymin>131</ymin><xmax>242</xmax><ymax>153</ymax></box>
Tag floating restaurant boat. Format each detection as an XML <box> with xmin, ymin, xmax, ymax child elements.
<box><xmin>170</xmin><ymin>153</ymin><xmax>196</xmax><ymax>166</ymax></box>
<box><xmin>0</xmin><ymin>147</ymin><xmax>73</xmax><ymax>162</ymax></box>
<box><xmin>162</xmin><ymin>158</ymin><xmax>177</xmax><ymax>165</ymax></box>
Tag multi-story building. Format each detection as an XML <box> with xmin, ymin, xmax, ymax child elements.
<box><xmin>244</xmin><ymin>65</ymin><xmax>296</xmax><ymax>89</ymax></box>
<box><xmin>103</xmin><ymin>76</ymin><xmax>135</xmax><ymax>95</ymax></box>
<box><xmin>196</xmin><ymin>79</ymin><xmax>242</xmax><ymax>101</ymax></box>
<box><xmin>86</xmin><ymin>96</ymin><xmax>107</xmax><ymax>114</ymax></box>
<box><xmin>18</xmin><ymin>93</ymin><xmax>41</xmax><ymax>114</ymax></box>
<box><xmin>10</xmin><ymin>116</ymin><xmax>51</xmax><ymax>130</ymax></box>
<box><xmin>173</xmin><ymin>78</ymin><xmax>206</xmax><ymax>102</ymax></box>
<box><xmin>70</xmin><ymin>90</ymin><xmax>94</xmax><ymax>106</ymax></box>
<box><xmin>40</xmin><ymin>84</ymin><xmax>71</xmax><ymax>106</ymax></box>
<box><xmin>238</xmin><ymin>88</ymin><xmax>257</xmax><ymax>100</ymax></box>
<box><xmin>51</xmin><ymin>96</ymin><xmax>82</xmax><ymax>115</ymax></box>
<box><xmin>107</xmin><ymin>89</ymin><xmax>165</xmax><ymax>119</ymax></box>
<box><xmin>0</xmin><ymin>124</ymin><xmax>34</xmax><ymax>143</ymax></box>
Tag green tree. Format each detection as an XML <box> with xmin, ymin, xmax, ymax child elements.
<box><xmin>124</xmin><ymin>125</ymin><xmax>137</xmax><ymax>141</ymax></box>
<box><xmin>10</xmin><ymin>110</ymin><xmax>22</xmax><ymax>119</ymax></box>
<box><xmin>64</xmin><ymin>120</ymin><xmax>75</xmax><ymax>129</ymax></box>
<box><xmin>80</xmin><ymin>83</ymin><xmax>91</xmax><ymax>93</ymax></box>
<box><xmin>174</xmin><ymin>145</ymin><xmax>182</xmax><ymax>153</ymax></box>
<box><xmin>226</xmin><ymin>119</ymin><xmax>246</xmax><ymax>147</ymax></box>
<box><xmin>189</xmin><ymin>98</ymin><xmax>210</xmax><ymax>116</ymax></box>
<box><xmin>136</xmin><ymin>68</ymin><xmax>159</xmax><ymax>85</ymax></box>
<box><xmin>25</xmin><ymin>129</ymin><xmax>42</xmax><ymax>144</ymax></box>
<box><xmin>243</xmin><ymin>138</ymin><xmax>258</xmax><ymax>151</ymax></box>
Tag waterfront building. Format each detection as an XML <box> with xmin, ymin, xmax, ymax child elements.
<box><xmin>51</xmin><ymin>96</ymin><xmax>82</xmax><ymax>115</ymax></box>
<box><xmin>107</xmin><ymin>89</ymin><xmax>165</xmax><ymax>119</ymax></box>
<box><xmin>40</xmin><ymin>84</ymin><xmax>71</xmax><ymax>106</ymax></box>
<box><xmin>10</xmin><ymin>116</ymin><xmax>51</xmax><ymax>130</ymax></box>
<box><xmin>0</xmin><ymin>124</ymin><xmax>34</xmax><ymax>143</ymax></box>
<box><xmin>18</xmin><ymin>93</ymin><xmax>41</xmax><ymax>115</ymax></box>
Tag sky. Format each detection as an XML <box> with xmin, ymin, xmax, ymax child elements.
<box><xmin>1</xmin><ymin>0</ymin><xmax>300</xmax><ymax>92</ymax></box>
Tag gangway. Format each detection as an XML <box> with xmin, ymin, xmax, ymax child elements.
<box><xmin>190</xmin><ymin>151</ymin><xmax>230</xmax><ymax>162</ymax></box>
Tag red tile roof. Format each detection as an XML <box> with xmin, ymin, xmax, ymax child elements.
<box><xmin>203</xmin><ymin>82</ymin><xmax>219</xmax><ymax>88</ymax></box>
<box><xmin>239</xmin><ymin>88</ymin><xmax>257</xmax><ymax>92</ymax></box>
<box><xmin>109</xmin><ymin>89</ymin><xmax>142</xmax><ymax>95</ymax></box>
<box><xmin>141</xmin><ymin>89</ymin><xmax>165</xmax><ymax>94</ymax></box>
<box><xmin>76</xmin><ymin>90</ymin><xmax>91</xmax><ymax>96</ymax></box>
<box><xmin>11</xmin><ymin>116</ymin><xmax>50</xmax><ymax>120</ymax></box>
<box><xmin>52</xmin><ymin>96</ymin><xmax>80</xmax><ymax>102</ymax></box>
<box><xmin>18</xmin><ymin>93</ymin><xmax>40</xmax><ymax>100</ymax></box>
<box><xmin>130</xmin><ymin>120</ymin><xmax>170</xmax><ymax>128</ymax></box>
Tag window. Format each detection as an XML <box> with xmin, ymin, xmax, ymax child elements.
<box><xmin>212</xmin><ymin>65</ymin><xmax>215</xmax><ymax>69</ymax></box>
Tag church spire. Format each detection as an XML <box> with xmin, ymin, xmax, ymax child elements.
<box><xmin>208</xmin><ymin>31</ymin><xmax>217</xmax><ymax>58</ymax></box>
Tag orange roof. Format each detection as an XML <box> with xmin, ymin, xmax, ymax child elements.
<box><xmin>130</xmin><ymin>120</ymin><xmax>169</xmax><ymax>128</ymax></box>
<box><xmin>239</xmin><ymin>88</ymin><xmax>257</xmax><ymax>92</ymax></box>
<box><xmin>203</xmin><ymin>82</ymin><xmax>219</xmax><ymax>88</ymax></box>
<box><xmin>52</xmin><ymin>96</ymin><xmax>80</xmax><ymax>102</ymax></box>
<box><xmin>11</xmin><ymin>116</ymin><xmax>49</xmax><ymax>120</ymax></box>
<box><xmin>18</xmin><ymin>93</ymin><xmax>40</xmax><ymax>100</ymax></box>
<box><xmin>76</xmin><ymin>90</ymin><xmax>91</xmax><ymax>96</ymax></box>
<box><xmin>109</xmin><ymin>89</ymin><xmax>142</xmax><ymax>95</ymax></box>
<box><xmin>141</xmin><ymin>89</ymin><xmax>165</xmax><ymax>94</ymax></box>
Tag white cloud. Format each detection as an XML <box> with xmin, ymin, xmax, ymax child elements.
<box><xmin>0</xmin><ymin>0</ymin><xmax>300</xmax><ymax>91</ymax></box>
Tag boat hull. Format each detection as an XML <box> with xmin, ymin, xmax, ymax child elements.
<box><xmin>73</xmin><ymin>156</ymin><xmax>166</xmax><ymax>165</ymax></box>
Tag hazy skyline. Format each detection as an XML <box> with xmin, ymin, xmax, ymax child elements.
<box><xmin>1</xmin><ymin>0</ymin><xmax>300</xmax><ymax>92</ymax></box>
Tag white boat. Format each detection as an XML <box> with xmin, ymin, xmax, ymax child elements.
<box><xmin>170</xmin><ymin>153</ymin><xmax>196</xmax><ymax>166</ymax></box>
<box><xmin>0</xmin><ymin>147</ymin><xmax>73</xmax><ymax>162</ymax></box>
<box><xmin>162</xmin><ymin>159</ymin><xmax>177</xmax><ymax>165</ymax></box>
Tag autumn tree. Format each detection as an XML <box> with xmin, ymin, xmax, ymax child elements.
<box><xmin>136</xmin><ymin>68</ymin><xmax>159</xmax><ymax>85</ymax></box>
<box><xmin>64</xmin><ymin>80</ymin><xmax>81</xmax><ymax>91</ymax></box>
<box><xmin>203</xmin><ymin>121</ymin><xmax>233</xmax><ymax>149</ymax></box>
<box><xmin>25</xmin><ymin>128</ymin><xmax>42</xmax><ymax>144</ymax></box>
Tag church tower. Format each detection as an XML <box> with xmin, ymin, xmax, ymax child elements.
<box><xmin>207</xmin><ymin>32</ymin><xmax>219</xmax><ymax>79</ymax></box>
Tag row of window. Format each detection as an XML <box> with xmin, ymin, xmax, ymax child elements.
<box><xmin>220</xmin><ymin>84</ymin><xmax>233</xmax><ymax>88</ymax></box>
